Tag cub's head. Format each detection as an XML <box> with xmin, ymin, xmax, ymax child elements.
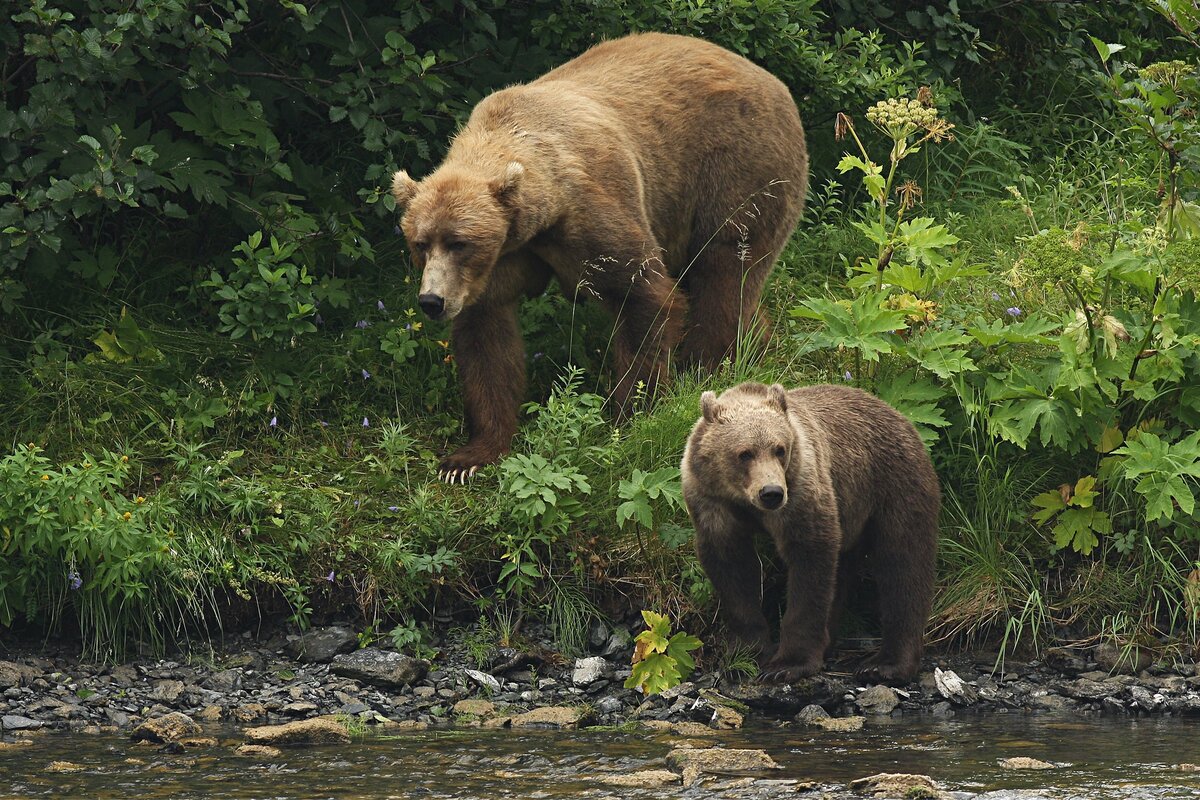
<box><xmin>686</xmin><ymin>383</ymin><xmax>797</xmax><ymax>512</ymax></box>
<box><xmin>391</xmin><ymin>161</ymin><xmax>524</xmax><ymax>321</ymax></box>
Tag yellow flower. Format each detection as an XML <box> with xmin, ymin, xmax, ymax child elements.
<box><xmin>136</xmin><ymin>496</ymin><xmax>146</xmax><ymax>504</ymax></box>
<box><xmin>443</xmin><ymin>354</ymin><xmax>454</xmax><ymax>364</ymax></box>
<box><xmin>121</xmin><ymin>455</ymin><xmax>129</xmax><ymax>463</ymax></box>
<box><xmin>123</xmin><ymin>511</ymin><xmax>132</xmax><ymax>521</ymax></box>
<box><xmin>437</xmin><ymin>340</ymin><xmax>450</xmax><ymax>349</ymax></box>
<box><xmin>41</xmin><ymin>474</ymin><xmax>49</xmax><ymax>481</ymax></box>
<box><xmin>412</xmin><ymin>322</ymin><xmax>422</xmax><ymax>331</ymax></box>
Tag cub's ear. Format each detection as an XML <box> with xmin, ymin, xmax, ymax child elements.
<box><xmin>767</xmin><ymin>383</ymin><xmax>788</xmax><ymax>412</ymax></box>
<box><xmin>701</xmin><ymin>391</ymin><xmax>721</xmax><ymax>423</ymax></box>
<box><xmin>489</xmin><ymin>161</ymin><xmax>525</xmax><ymax>205</ymax></box>
<box><xmin>391</xmin><ymin>170</ymin><xmax>419</xmax><ymax>210</ymax></box>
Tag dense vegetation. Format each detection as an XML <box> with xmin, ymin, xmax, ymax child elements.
<box><xmin>2</xmin><ymin>0</ymin><xmax>1198</xmax><ymax>668</ymax></box>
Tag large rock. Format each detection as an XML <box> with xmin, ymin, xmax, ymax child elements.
<box><xmin>130</xmin><ymin>712</ymin><xmax>201</xmax><ymax>743</ymax></box>
<box><xmin>1095</xmin><ymin>642</ymin><xmax>1152</xmax><ymax>674</ymax></box>
<box><xmin>0</xmin><ymin>661</ymin><xmax>24</xmax><ymax>689</ymax></box>
<box><xmin>510</xmin><ymin>705</ymin><xmax>596</xmax><ymax>729</ymax></box>
<box><xmin>571</xmin><ymin>656</ymin><xmax>611</xmax><ymax>686</ymax></box>
<box><xmin>850</xmin><ymin>772</ymin><xmax>943</xmax><ymax>798</ymax></box>
<box><xmin>857</xmin><ymin>684</ymin><xmax>900</xmax><ymax>715</ymax></box>
<box><xmin>236</xmin><ymin>744</ymin><xmax>283</xmax><ymax>759</ymax></box>
<box><xmin>666</xmin><ymin>746</ymin><xmax>781</xmax><ymax>787</ymax></box>
<box><xmin>330</xmin><ymin>649</ymin><xmax>428</xmax><ymax>688</ymax></box>
<box><xmin>1000</xmin><ymin>757</ymin><xmax>1056</xmax><ymax>770</ymax></box>
<box><xmin>1054</xmin><ymin>677</ymin><xmax>1114</xmax><ymax>701</ymax></box>
<box><xmin>286</xmin><ymin>626</ymin><xmax>359</xmax><ymax>664</ymax></box>
<box><xmin>244</xmin><ymin>718</ymin><xmax>350</xmax><ymax>746</ymax></box>
<box><xmin>1</xmin><ymin>714</ymin><xmax>43</xmax><ymax>731</ymax></box>
<box><xmin>150</xmin><ymin>679</ymin><xmax>185</xmax><ymax>703</ymax></box>
<box><xmin>934</xmin><ymin>668</ymin><xmax>978</xmax><ymax>705</ymax></box>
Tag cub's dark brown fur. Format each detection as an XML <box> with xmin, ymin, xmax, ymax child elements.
<box><xmin>681</xmin><ymin>382</ymin><xmax>940</xmax><ymax>684</ymax></box>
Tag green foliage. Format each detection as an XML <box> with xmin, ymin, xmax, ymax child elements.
<box><xmin>624</xmin><ymin>610</ymin><xmax>702</xmax><ymax>696</ymax></box>
<box><xmin>616</xmin><ymin>467</ymin><xmax>685</xmax><ymax>532</ymax></box>
<box><xmin>202</xmin><ymin>231</ymin><xmax>317</xmax><ymax>342</ymax></box>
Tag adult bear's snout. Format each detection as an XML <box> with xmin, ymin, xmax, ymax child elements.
<box><xmin>758</xmin><ymin>484</ymin><xmax>785</xmax><ymax>510</ymax></box>
<box><xmin>418</xmin><ymin>293</ymin><xmax>446</xmax><ymax>320</ymax></box>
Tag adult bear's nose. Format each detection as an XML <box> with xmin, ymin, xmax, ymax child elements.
<box><xmin>418</xmin><ymin>293</ymin><xmax>445</xmax><ymax>319</ymax></box>
<box><xmin>759</xmin><ymin>485</ymin><xmax>785</xmax><ymax>510</ymax></box>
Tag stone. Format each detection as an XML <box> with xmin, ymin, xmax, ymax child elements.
<box><xmin>666</xmin><ymin>746</ymin><xmax>781</xmax><ymax>787</ymax></box>
<box><xmin>571</xmin><ymin>656</ymin><xmax>611</xmax><ymax>686</ymax></box>
<box><xmin>723</xmin><ymin>675</ymin><xmax>847</xmax><ymax>715</ymax></box>
<box><xmin>236</xmin><ymin>744</ymin><xmax>282</xmax><ymax>759</ymax></box>
<box><xmin>588</xmin><ymin>619</ymin><xmax>610</xmax><ymax>650</ymax></box>
<box><xmin>600</xmin><ymin>769</ymin><xmax>680</xmax><ymax>787</ymax></box>
<box><xmin>594</xmin><ymin>696</ymin><xmax>624</xmax><ymax>715</ymax></box>
<box><xmin>0</xmin><ymin>740</ymin><xmax>33</xmax><ymax>751</ymax></box>
<box><xmin>510</xmin><ymin>705</ymin><xmax>596</xmax><ymax>729</ymax></box>
<box><xmin>934</xmin><ymin>668</ymin><xmax>978</xmax><ymax>705</ymax></box>
<box><xmin>1043</xmin><ymin>647</ymin><xmax>1088</xmax><ymax>674</ymax></box>
<box><xmin>857</xmin><ymin>684</ymin><xmax>900</xmax><ymax>715</ymax></box>
<box><xmin>150</xmin><ymin>680</ymin><xmax>185</xmax><ymax>703</ymax></box>
<box><xmin>232</xmin><ymin>703</ymin><xmax>267</xmax><ymax>722</ymax></box>
<box><xmin>196</xmin><ymin>705</ymin><xmax>224</xmax><ymax>722</ymax></box>
<box><xmin>601</xmin><ymin>628</ymin><xmax>632</xmax><ymax>658</ymax></box>
<box><xmin>204</xmin><ymin>669</ymin><xmax>242</xmax><ymax>693</ymax></box>
<box><xmin>130</xmin><ymin>712</ymin><xmax>201</xmax><ymax>744</ymax></box>
<box><xmin>330</xmin><ymin>649</ymin><xmax>428</xmax><ymax>688</ymax></box>
<box><xmin>0</xmin><ymin>661</ymin><xmax>23</xmax><ymax>689</ymax></box>
<box><xmin>281</xmin><ymin>701</ymin><xmax>318</xmax><ymax>715</ymax></box>
<box><xmin>244</xmin><ymin>718</ymin><xmax>350</xmax><ymax>746</ymax></box>
<box><xmin>452</xmin><ymin>699</ymin><xmax>495</xmax><ymax>718</ymax></box>
<box><xmin>463</xmin><ymin>669</ymin><xmax>501</xmax><ymax>693</ymax></box>
<box><xmin>1055</xmin><ymin>678</ymin><xmax>1112</xmax><ymax>701</ymax></box>
<box><xmin>849</xmin><ymin>772</ymin><xmax>942</xmax><ymax>798</ymax></box>
<box><xmin>1130</xmin><ymin>685</ymin><xmax>1163</xmax><ymax>712</ymax></box>
<box><xmin>1000</xmin><ymin>757</ymin><xmax>1056</xmax><ymax>770</ymax></box>
<box><xmin>814</xmin><ymin>715</ymin><xmax>864</xmax><ymax>732</ymax></box>
<box><xmin>286</xmin><ymin>626</ymin><xmax>359</xmax><ymax>664</ymax></box>
<box><xmin>709</xmin><ymin>704</ymin><xmax>743</xmax><ymax>729</ymax></box>
<box><xmin>47</xmin><ymin>761</ymin><xmax>85</xmax><ymax>773</ymax></box>
<box><xmin>1175</xmin><ymin>763</ymin><xmax>1199</xmax><ymax>772</ymax></box>
<box><xmin>1</xmin><ymin>714</ymin><xmax>43</xmax><ymax>731</ymax></box>
<box><xmin>178</xmin><ymin>736</ymin><xmax>218</xmax><ymax>749</ymax></box>
<box><xmin>1095</xmin><ymin>642</ymin><xmax>1152</xmax><ymax>675</ymax></box>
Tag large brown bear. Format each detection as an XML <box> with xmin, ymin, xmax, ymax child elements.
<box><xmin>681</xmin><ymin>382</ymin><xmax>940</xmax><ymax>684</ymax></box>
<box><xmin>391</xmin><ymin>33</ymin><xmax>809</xmax><ymax>482</ymax></box>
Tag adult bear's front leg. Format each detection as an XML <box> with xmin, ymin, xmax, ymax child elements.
<box><xmin>438</xmin><ymin>302</ymin><xmax>526</xmax><ymax>483</ymax></box>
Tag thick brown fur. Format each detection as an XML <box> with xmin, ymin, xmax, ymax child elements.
<box><xmin>392</xmin><ymin>33</ymin><xmax>809</xmax><ymax>480</ymax></box>
<box><xmin>681</xmin><ymin>382</ymin><xmax>940</xmax><ymax>685</ymax></box>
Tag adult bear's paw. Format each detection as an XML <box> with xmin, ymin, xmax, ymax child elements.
<box><xmin>436</xmin><ymin>444</ymin><xmax>506</xmax><ymax>485</ymax></box>
<box><xmin>756</xmin><ymin>658</ymin><xmax>822</xmax><ymax>685</ymax></box>
<box><xmin>854</xmin><ymin>655</ymin><xmax>918</xmax><ymax>686</ymax></box>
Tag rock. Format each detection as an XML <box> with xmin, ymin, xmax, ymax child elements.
<box><xmin>150</xmin><ymin>680</ymin><xmax>185</xmax><ymax>703</ymax></box>
<box><xmin>1102</xmin><ymin>696</ymin><xmax>1128</xmax><ymax>714</ymax></box>
<box><xmin>1175</xmin><ymin>763</ymin><xmax>1199</xmax><ymax>771</ymax></box>
<box><xmin>600</xmin><ymin>769</ymin><xmax>680</xmax><ymax>787</ymax></box>
<box><xmin>510</xmin><ymin>705</ymin><xmax>596</xmax><ymax>729</ymax></box>
<box><xmin>233</xmin><ymin>703</ymin><xmax>267</xmax><ymax>722</ymax></box>
<box><xmin>1055</xmin><ymin>678</ymin><xmax>1112</xmax><ymax>701</ymax></box>
<box><xmin>178</xmin><ymin>736</ymin><xmax>218</xmax><ymax>749</ymax></box>
<box><xmin>47</xmin><ymin>761</ymin><xmax>85</xmax><ymax>773</ymax></box>
<box><xmin>130</xmin><ymin>712</ymin><xmax>201</xmax><ymax>744</ymax></box>
<box><xmin>666</xmin><ymin>746</ymin><xmax>781</xmax><ymax>786</ymax></box>
<box><xmin>857</xmin><ymin>684</ymin><xmax>900</xmax><ymax>715</ymax></box>
<box><xmin>594</xmin><ymin>696</ymin><xmax>624</xmax><ymax>715</ymax></box>
<box><xmin>601</xmin><ymin>628</ymin><xmax>632</xmax><ymax>658</ymax></box>
<box><xmin>794</xmin><ymin>704</ymin><xmax>830</xmax><ymax>724</ymax></box>
<box><xmin>463</xmin><ymin>669</ymin><xmax>501</xmax><ymax>693</ymax></box>
<box><xmin>244</xmin><ymin>718</ymin><xmax>351</xmax><ymax>746</ymax></box>
<box><xmin>1095</xmin><ymin>642</ymin><xmax>1152</xmax><ymax>674</ymax></box>
<box><xmin>588</xmin><ymin>619</ymin><xmax>610</xmax><ymax>650</ymax></box>
<box><xmin>849</xmin><ymin>772</ymin><xmax>942</xmax><ymax>798</ymax></box>
<box><xmin>0</xmin><ymin>661</ymin><xmax>23</xmax><ymax>689</ymax></box>
<box><xmin>1</xmin><ymin>714</ymin><xmax>43</xmax><ymax>731</ymax></box>
<box><xmin>723</xmin><ymin>675</ymin><xmax>847</xmax><ymax>715</ymax></box>
<box><xmin>236</xmin><ymin>744</ymin><xmax>283</xmax><ymax>759</ymax></box>
<box><xmin>196</xmin><ymin>705</ymin><xmax>224</xmax><ymax>722</ymax></box>
<box><xmin>1027</xmin><ymin>692</ymin><xmax>1071</xmax><ymax>712</ymax></box>
<box><xmin>934</xmin><ymin>668</ymin><xmax>978</xmax><ymax>705</ymax></box>
<box><xmin>286</xmin><ymin>626</ymin><xmax>359</xmax><ymax>664</ymax></box>
<box><xmin>452</xmin><ymin>699</ymin><xmax>495</xmax><ymax>718</ymax></box>
<box><xmin>1130</xmin><ymin>685</ymin><xmax>1164</xmax><ymax>712</ymax></box>
<box><xmin>281</xmin><ymin>701</ymin><xmax>318</xmax><ymax>715</ymax></box>
<box><xmin>204</xmin><ymin>669</ymin><xmax>242</xmax><ymax>693</ymax></box>
<box><xmin>1043</xmin><ymin>647</ymin><xmax>1087</xmax><ymax>674</ymax></box>
<box><xmin>709</xmin><ymin>704</ymin><xmax>743</xmax><ymax>729</ymax></box>
<box><xmin>819</xmin><ymin>715</ymin><xmax>865</xmax><ymax>732</ymax></box>
<box><xmin>330</xmin><ymin>649</ymin><xmax>428</xmax><ymax>688</ymax></box>
<box><xmin>1000</xmin><ymin>757</ymin><xmax>1056</xmax><ymax>770</ymax></box>
<box><xmin>571</xmin><ymin>656</ymin><xmax>611</xmax><ymax>686</ymax></box>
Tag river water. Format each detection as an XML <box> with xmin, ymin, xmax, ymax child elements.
<box><xmin>2</xmin><ymin>715</ymin><xmax>1198</xmax><ymax>799</ymax></box>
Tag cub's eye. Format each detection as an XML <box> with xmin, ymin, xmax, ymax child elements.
<box><xmin>444</xmin><ymin>240</ymin><xmax>469</xmax><ymax>253</ymax></box>
<box><xmin>738</xmin><ymin>450</ymin><xmax>754</xmax><ymax>463</ymax></box>
<box><xmin>774</xmin><ymin>445</ymin><xmax>786</xmax><ymax>460</ymax></box>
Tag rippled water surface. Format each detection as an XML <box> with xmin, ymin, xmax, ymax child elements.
<box><xmin>2</xmin><ymin>715</ymin><xmax>1198</xmax><ymax>799</ymax></box>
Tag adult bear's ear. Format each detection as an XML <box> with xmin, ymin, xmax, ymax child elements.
<box><xmin>768</xmin><ymin>383</ymin><xmax>788</xmax><ymax>412</ymax></box>
<box><xmin>489</xmin><ymin>161</ymin><xmax>525</xmax><ymax>206</ymax></box>
<box><xmin>701</xmin><ymin>391</ymin><xmax>721</xmax><ymax>423</ymax></box>
<box><xmin>391</xmin><ymin>170</ymin><xmax>418</xmax><ymax>210</ymax></box>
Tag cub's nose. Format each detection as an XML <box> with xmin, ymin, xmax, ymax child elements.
<box><xmin>418</xmin><ymin>293</ymin><xmax>445</xmax><ymax>319</ymax></box>
<box><xmin>758</xmin><ymin>485</ymin><xmax>785</xmax><ymax>510</ymax></box>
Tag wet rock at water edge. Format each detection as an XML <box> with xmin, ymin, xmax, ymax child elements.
<box><xmin>666</xmin><ymin>746</ymin><xmax>781</xmax><ymax>787</ymax></box>
<box><xmin>999</xmin><ymin>757</ymin><xmax>1056</xmax><ymax>770</ymax></box>
<box><xmin>330</xmin><ymin>648</ymin><xmax>429</xmax><ymax>688</ymax></box>
<box><xmin>599</xmin><ymin>770</ymin><xmax>680</xmax><ymax>788</ymax></box>
<box><xmin>1042</xmin><ymin>647</ymin><xmax>1088</xmax><ymax>674</ymax></box>
<box><xmin>794</xmin><ymin>705</ymin><xmax>865</xmax><ymax>732</ymax></box>
<box><xmin>130</xmin><ymin>712</ymin><xmax>201</xmax><ymax>744</ymax></box>
<box><xmin>934</xmin><ymin>667</ymin><xmax>978</xmax><ymax>705</ymax></box>
<box><xmin>244</xmin><ymin>717</ymin><xmax>351</xmax><ymax>746</ymax></box>
<box><xmin>849</xmin><ymin>772</ymin><xmax>944</xmax><ymax>798</ymax></box>
<box><xmin>1</xmin><ymin>714</ymin><xmax>43</xmax><ymax>731</ymax></box>
<box><xmin>47</xmin><ymin>760</ymin><xmax>85</xmax><ymax>773</ymax></box>
<box><xmin>149</xmin><ymin>679</ymin><xmax>185</xmax><ymax>703</ymax></box>
<box><xmin>509</xmin><ymin>705</ymin><xmax>596</xmax><ymax>729</ymax></box>
<box><xmin>236</xmin><ymin>744</ymin><xmax>283</xmax><ymax>760</ymax></box>
<box><xmin>1054</xmin><ymin>677</ymin><xmax>1114</xmax><ymax>701</ymax></box>
<box><xmin>1094</xmin><ymin>642</ymin><xmax>1152</xmax><ymax>675</ymax></box>
<box><xmin>452</xmin><ymin>699</ymin><xmax>496</xmax><ymax>719</ymax></box>
<box><xmin>722</xmin><ymin>675</ymin><xmax>847</xmax><ymax>715</ymax></box>
<box><xmin>856</xmin><ymin>684</ymin><xmax>900</xmax><ymax>715</ymax></box>
<box><xmin>285</xmin><ymin>626</ymin><xmax>359</xmax><ymax>664</ymax></box>
<box><xmin>1130</xmin><ymin>685</ymin><xmax>1164</xmax><ymax>712</ymax></box>
<box><xmin>463</xmin><ymin>669</ymin><xmax>501</xmax><ymax>693</ymax></box>
<box><xmin>572</xmin><ymin>656</ymin><xmax>611</xmax><ymax>686</ymax></box>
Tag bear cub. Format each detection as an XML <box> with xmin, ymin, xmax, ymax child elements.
<box><xmin>681</xmin><ymin>382</ymin><xmax>940</xmax><ymax>684</ymax></box>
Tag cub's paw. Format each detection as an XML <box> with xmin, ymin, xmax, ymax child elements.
<box><xmin>756</xmin><ymin>659</ymin><xmax>822</xmax><ymax>685</ymax></box>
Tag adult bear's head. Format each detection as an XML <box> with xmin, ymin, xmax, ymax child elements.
<box><xmin>692</xmin><ymin>383</ymin><xmax>801</xmax><ymax>513</ymax></box>
<box><xmin>391</xmin><ymin>161</ymin><xmax>524</xmax><ymax>321</ymax></box>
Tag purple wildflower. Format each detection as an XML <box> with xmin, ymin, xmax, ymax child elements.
<box><xmin>68</xmin><ymin>571</ymin><xmax>82</xmax><ymax>591</ymax></box>
<box><xmin>393</xmin><ymin>225</ymin><xmax>402</xmax><ymax>237</ymax></box>
<box><xmin>533</xmin><ymin>352</ymin><xmax>543</xmax><ymax>360</ymax></box>
<box><xmin>404</xmin><ymin>323</ymin><xmax>413</xmax><ymax>330</ymax></box>
<box><xmin>326</xmin><ymin>570</ymin><xmax>335</xmax><ymax>582</ymax></box>
<box><xmin>362</xmin><ymin>417</ymin><xmax>370</xmax><ymax>427</ymax></box>
<box><xmin>319</xmin><ymin>420</ymin><xmax>329</xmax><ymax>427</ymax></box>
<box><xmin>1006</xmin><ymin>307</ymin><xmax>1022</xmax><ymax>318</ymax></box>
<box><xmin>269</xmin><ymin>416</ymin><xmax>278</xmax><ymax>428</ymax></box>
<box><xmin>990</xmin><ymin>292</ymin><xmax>1000</xmax><ymax>301</ymax></box>
<box><xmin>388</xmin><ymin>506</ymin><xmax>400</xmax><ymax>512</ymax></box>
<box><xmin>362</xmin><ymin>368</ymin><xmax>371</xmax><ymax>380</ymax></box>
<box><xmin>843</xmin><ymin>370</ymin><xmax>853</xmax><ymax>382</ymax></box>
<box><xmin>355</xmin><ymin>319</ymin><xmax>371</xmax><ymax>329</ymax></box>
<box><xmin>353</xmin><ymin>500</ymin><xmax>360</xmax><ymax>508</ymax></box>
<box><xmin>315</xmin><ymin>313</ymin><xmax>324</xmax><ymax>326</ymax></box>
<box><xmin>377</xmin><ymin>300</ymin><xmax>386</xmax><ymax>311</ymax></box>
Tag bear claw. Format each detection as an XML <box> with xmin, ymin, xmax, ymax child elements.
<box><xmin>437</xmin><ymin>465</ymin><xmax>479</xmax><ymax>485</ymax></box>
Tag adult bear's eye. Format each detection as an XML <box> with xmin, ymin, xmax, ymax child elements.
<box><xmin>411</xmin><ymin>241</ymin><xmax>429</xmax><ymax>254</ymax></box>
<box><xmin>774</xmin><ymin>445</ymin><xmax>786</xmax><ymax>460</ymax></box>
<box><xmin>445</xmin><ymin>240</ymin><xmax>469</xmax><ymax>253</ymax></box>
<box><xmin>738</xmin><ymin>450</ymin><xmax>754</xmax><ymax>463</ymax></box>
